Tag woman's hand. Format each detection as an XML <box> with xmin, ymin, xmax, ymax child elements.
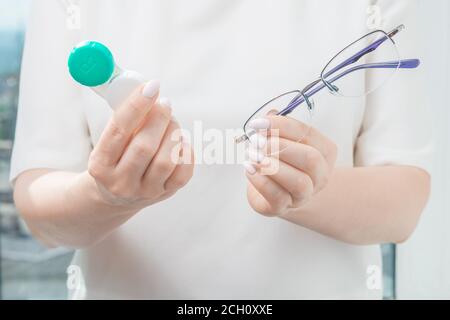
<box><xmin>14</xmin><ymin>80</ymin><xmax>195</xmax><ymax>248</ymax></box>
<box><xmin>244</xmin><ymin>115</ymin><xmax>337</xmax><ymax>217</ymax></box>
<box><xmin>87</xmin><ymin>80</ymin><xmax>194</xmax><ymax>211</ymax></box>
<box><xmin>243</xmin><ymin>115</ymin><xmax>430</xmax><ymax>245</ymax></box>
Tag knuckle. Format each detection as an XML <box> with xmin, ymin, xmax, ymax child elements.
<box><xmin>173</xmin><ymin>168</ymin><xmax>194</xmax><ymax>190</ymax></box>
<box><xmin>291</xmin><ymin>179</ymin><xmax>313</xmax><ymax>205</ymax></box>
<box><xmin>155</xmin><ymin>107</ymin><xmax>172</xmax><ymax>122</ymax></box>
<box><xmin>143</xmin><ymin>184</ymin><xmax>165</xmax><ymax>199</ymax></box>
<box><xmin>271</xmin><ymin>196</ymin><xmax>288</xmax><ymax>212</ymax></box>
<box><xmin>108</xmin><ymin>119</ymin><xmax>127</xmax><ymax>141</ymax></box>
<box><xmin>128</xmin><ymin>96</ymin><xmax>147</xmax><ymax>113</ymax></box>
<box><xmin>153</xmin><ymin>158</ymin><xmax>174</xmax><ymax>174</ymax></box>
<box><xmin>258</xmin><ymin>182</ymin><xmax>288</xmax><ymax>211</ymax></box>
<box><xmin>167</xmin><ymin>175</ymin><xmax>188</xmax><ymax>190</ymax></box>
<box><xmin>272</xmin><ymin>187</ymin><xmax>286</xmax><ymax>204</ymax></box>
<box><xmin>131</xmin><ymin>141</ymin><xmax>152</xmax><ymax>159</ymax></box>
<box><xmin>317</xmin><ymin>173</ymin><xmax>329</xmax><ymax>192</ymax></box>
<box><xmin>292</xmin><ymin>195</ymin><xmax>310</xmax><ymax>208</ymax></box>
<box><xmin>259</xmin><ymin>177</ymin><xmax>273</xmax><ymax>192</ymax></box>
<box><xmin>88</xmin><ymin>158</ymin><xmax>105</xmax><ymax>180</ymax></box>
<box><xmin>292</xmin><ymin>176</ymin><xmax>309</xmax><ymax>199</ymax></box>
<box><xmin>108</xmin><ymin>187</ymin><xmax>126</xmax><ymax>200</ymax></box>
<box><xmin>304</xmin><ymin>149</ymin><xmax>322</xmax><ymax>172</ymax></box>
<box><xmin>107</xmin><ymin>184</ymin><xmax>122</xmax><ymax>198</ymax></box>
<box><xmin>147</xmin><ymin>143</ymin><xmax>159</xmax><ymax>158</ymax></box>
<box><xmin>108</xmin><ymin>183</ymin><xmax>133</xmax><ymax>200</ymax></box>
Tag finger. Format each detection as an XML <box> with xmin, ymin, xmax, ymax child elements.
<box><xmin>164</xmin><ymin>143</ymin><xmax>195</xmax><ymax>191</ymax></box>
<box><xmin>247</xmin><ymin>115</ymin><xmax>334</xmax><ymax>162</ymax></box>
<box><xmin>266</xmin><ymin>138</ymin><xmax>330</xmax><ymax>190</ymax></box>
<box><xmin>143</xmin><ymin>120</ymin><xmax>182</xmax><ymax>189</ymax></box>
<box><xmin>93</xmin><ymin>80</ymin><xmax>160</xmax><ymax>167</ymax></box>
<box><xmin>246</xmin><ymin>170</ymin><xmax>293</xmax><ymax>214</ymax></box>
<box><xmin>115</xmin><ymin>102</ymin><xmax>172</xmax><ymax>181</ymax></box>
<box><xmin>247</xmin><ymin>183</ymin><xmax>276</xmax><ymax>216</ymax></box>
<box><xmin>253</xmin><ymin>157</ymin><xmax>314</xmax><ymax>202</ymax></box>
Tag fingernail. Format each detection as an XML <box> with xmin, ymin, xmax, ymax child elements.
<box><xmin>159</xmin><ymin>97</ymin><xmax>172</xmax><ymax>108</ymax></box>
<box><xmin>142</xmin><ymin>80</ymin><xmax>160</xmax><ymax>98</ymax></box>
<box><xmin>247</xmin><ymin>118</ymin><xmax>270</xmax><ymax>130</ymax></box>
<box><xmin>243</xmin><ymin>161</ymin><xmax>257</xmax><ymax>175</ymax></box>
<box><xmin>249</xmin><ymin>133</ymin><xmax>267</xmax><ymax>149</ymax></box>
<box><xmin>247</xmin><ymin>147</ymin><xmax>265</xmax><ymax>163</ymax></box>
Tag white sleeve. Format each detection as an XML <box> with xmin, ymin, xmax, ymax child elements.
<box><xmin>10</xmin><ymin>0</ymin><xmax>92</xmax><ymax>186</ymax></box>
<box><xmin>354</xmin><ymin>0</ymin><xmax>433</xmax><ymax>174</ymax></box>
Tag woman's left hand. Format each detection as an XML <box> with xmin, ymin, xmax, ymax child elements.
<box><xmin>244</xmin><ymin>115</ymin><xmax>337</xmax><ymax>217</ymax></box>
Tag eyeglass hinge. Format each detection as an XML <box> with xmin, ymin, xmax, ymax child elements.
<box><xmin>387</xmin><ymin>24</ymin><xmax>405</xmax><ymax>38</ymax></box>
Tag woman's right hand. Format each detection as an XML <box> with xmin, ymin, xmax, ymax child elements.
<box><xmin>87</xmin><ymin>80</ymin><xmax>194</xmax><ymax>211</ymax></box>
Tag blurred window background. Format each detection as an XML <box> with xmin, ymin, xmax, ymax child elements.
<box><xmin>0</xmin><ymin>0</ymin><xmax>396</xmax><ymax>300</ymax></box>
<box><xmin>0</xmin><ymin>0</ymin><xmax>73</xmax><ymax>300</ymax></box>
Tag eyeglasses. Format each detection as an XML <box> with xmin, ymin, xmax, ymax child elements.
<box><xmin>235</xmin><ymin>24</ymin><xmax>420</xmax><ymax>154</ymax></box>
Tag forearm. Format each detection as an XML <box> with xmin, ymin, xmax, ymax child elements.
<box><xmin>14</xmin><ymin>169</ymin><xmax>137</xmax><ymax>249</ymax></box>
<box><xmin>282</xmin><ymin>166</ymin><xmax>431</xmax><ymax>245</ymax></box>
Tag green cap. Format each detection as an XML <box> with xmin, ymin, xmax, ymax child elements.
<box><xmin>68</xmin><ymin>41</ymin><xmax>115</xmax><ymax>87</ymax></box>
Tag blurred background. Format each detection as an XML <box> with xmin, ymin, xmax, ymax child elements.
<box><xmin>0</xmin><ymin>0</ymin><xmax>449</xmax><ymax>300</ymax></box>
<box><xmin>0</xmin><ymin>0</ymin><xmax>73</xmax><ymax>299</ymax></box>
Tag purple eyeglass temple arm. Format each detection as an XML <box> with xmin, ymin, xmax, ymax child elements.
<box><xmin>323</xmin><ymin>25</ymin><xmax>405</xmax><ymax>80</ymax></box>
<box><xmin>280</xmin><ymin>58</ymin><xmax>420</xmax><ymax>115</ymax></box>
<box><xmin>236</xmin><ymin>26</ymin><xmax>414</xmax><ymax>143</ymax></box>
<box><xmin>323</xmin><ymin>37</ymin><xmax>387</xmax><ymax>79</ymax></box>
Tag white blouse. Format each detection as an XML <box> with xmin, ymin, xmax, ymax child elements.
<box><xmin>11</xmin><ymin>0</ymin><xmax>431</xmax><ymax>299</ymax></box>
